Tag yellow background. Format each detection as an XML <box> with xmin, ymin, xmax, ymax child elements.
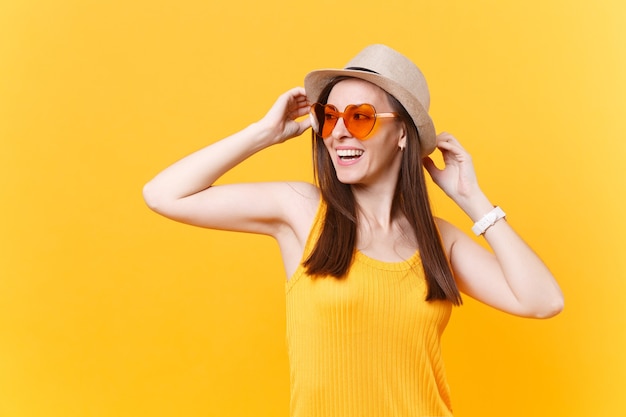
<box><xmin>1</xmin><ymin>0</ymin><xmax>625</xmax><ymax>416</ymax></box>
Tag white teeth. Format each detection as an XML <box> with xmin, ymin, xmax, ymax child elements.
<box><xmin>337</xmin><ymin>149</ymin><xmax>364</xmax><ymax>157</ymax></box>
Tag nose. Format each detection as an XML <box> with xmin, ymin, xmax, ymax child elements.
<box><xmin>330</xmin><ymin>116</ymin><xmax>351</xmax><ymax>140</ymax></box>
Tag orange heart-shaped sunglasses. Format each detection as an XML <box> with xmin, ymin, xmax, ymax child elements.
<box><xmin>310</xmin><ymin>103</ymin><xmax>398</xmax><ymax>140</ymax></box>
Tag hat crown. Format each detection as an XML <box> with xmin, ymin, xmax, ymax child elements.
<box><xmin>345</xmin><ymin>44</ymin><xmax>430</xmax><ymax>110</ymax></box>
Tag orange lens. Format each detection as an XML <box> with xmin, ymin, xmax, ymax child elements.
<box><xmin>344</xmin><ymin>104</ymin><xmax>377</xmax><ymax>138</ymax></box>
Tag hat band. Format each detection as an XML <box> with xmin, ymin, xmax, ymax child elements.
<box><xmin>345</xmin><ymin>66</ymin><xmax>380</xmax><ymax>74</ymax></box>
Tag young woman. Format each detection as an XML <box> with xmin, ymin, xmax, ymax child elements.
<box><xmin>143</xmin><ymin>44</ymin><xmax>563</xmax><ymax>416</ymax></box>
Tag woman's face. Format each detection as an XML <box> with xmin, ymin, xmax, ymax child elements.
<box><xmin>323</xmin><ymin>78</ymin><xmax>406</xmax><ymax>188</ymax></box>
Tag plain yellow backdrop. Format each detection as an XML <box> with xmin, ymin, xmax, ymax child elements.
<box><xmin>1</xmin><ymin>0</ymin><xmax>625</xmax><ymax>416</ymax></box>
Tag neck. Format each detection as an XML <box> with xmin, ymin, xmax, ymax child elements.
<box><xmin>351</xmin><ymin>182</ymin><xmax>398</xmax><ymax>230</ymax></box>
<box><xmin>351</xmin><ymin>182</ymin><xmax>417</xmax><ymax>259</ymax></box>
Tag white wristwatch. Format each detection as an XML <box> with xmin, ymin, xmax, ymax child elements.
<box><xmin>471</xmin><ymin>206</ymin><xmax>506</xmax><ymax>236</ymax></box>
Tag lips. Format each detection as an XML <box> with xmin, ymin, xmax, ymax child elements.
<box><xmin>334</xmin><ymin>148</ymin><xmax>364</xmax><ymax>166</ymax></box>
<box><xmin>337</xmin><ymin>149</ymin><xmax>364</xmax><ymax>159</ymax></box>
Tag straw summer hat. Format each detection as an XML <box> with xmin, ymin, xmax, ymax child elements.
<box><xmin>304</xmin><ymin>44</ymin><xmax>436</xmax><ymax>156</ymax></box>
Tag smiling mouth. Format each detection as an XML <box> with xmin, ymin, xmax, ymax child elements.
<box><xmin>337</xmin><ymin>149</ymin><xmax>364</xmax><ymax>161</ymax></box>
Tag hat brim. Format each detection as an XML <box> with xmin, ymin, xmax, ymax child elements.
<box><xmin>304</xmin><ymin>68</ymin><xmax>436</xmax><ymax>156</ymax></box>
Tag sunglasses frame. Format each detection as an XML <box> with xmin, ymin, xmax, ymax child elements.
<box><xmin>310</xmin><ymin>103</ymin><xmax>398</xmax><ymax>140</ymax></box>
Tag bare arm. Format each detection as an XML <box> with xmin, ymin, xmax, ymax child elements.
<box><xmin>424</xmin><ymin>133</ymin><xmax>564</xmax><ymax>318</ymax></box>
<box><xmin>142</xmin><ymin>87</ymin><xmax>314</xmax><ymax>237</ymax></box>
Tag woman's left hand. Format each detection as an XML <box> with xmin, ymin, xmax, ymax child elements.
<box><xmin>422</xmin><ymin>132</ymin><xmax>483</xmax><ymax>204</ymax></box>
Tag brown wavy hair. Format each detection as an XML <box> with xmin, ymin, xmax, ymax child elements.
<box><xmin>303</xmin><ymin>77</ymin><xmax>462</xmax><ymax>305</ymax></box>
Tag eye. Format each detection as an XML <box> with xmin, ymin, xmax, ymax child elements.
<box><xmin>352</xmin><ymin>111</ymin><xmax>374</xmax><ymax>121</ymax></box>
<box><xmin>324</xmin><ymin>112</ymin><xmax>338</xmax><ymax>121</ymax></box>
<box><xmin>351</xmin><ymin>104</ymin><xmax>376</xmax><ymax>122</ymax></box>
<box><xmin>323</xmin><ymin>106</ymin><xmax>340</xmax><ymax>121</ymax></box>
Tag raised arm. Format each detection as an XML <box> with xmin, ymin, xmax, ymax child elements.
<box><xmin>423</xmin><ymin>133</ymin><xmax>564</xmax><ymax>318</ymax></box>
<box><xmin>142</xmin><ymin>87</ymin><xmax>315</xmax><ymax>237</ymax></box>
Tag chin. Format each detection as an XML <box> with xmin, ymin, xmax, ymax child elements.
<box><xmin>335</xmin><ymin>176</ymin><xmax>359</xmax><ymax>185</ymax></box>
<box><xmin>333</xmin><ymin>170</ymin><xmax>364</xmax><ymax>185</ymax></box>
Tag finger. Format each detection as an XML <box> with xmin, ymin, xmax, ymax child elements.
<box><xmin>434</xmin><ymin>140</ymin><xmax>459</xmax><ymax>156</ymax></box>
<box><xmin>422</xmin><ymin>156</ymin><xmax>447</xmax><ymax>186</ymax></box>
<box><xmin>289</xmin><ymin>101</ymin><xmax>312</xmax><ymax>120</ymax></box>
<box><xmin>299</xmin><ymin>116</ymin><xmax>312</xmax><ymax>133</ymax></box>
<box><xmin>286</xmin><ymin>86</ymin><xmax>307</xmax><ymax>98</ymax></box>
<box><xmin>287</xmin><ymin>115</ymin><xmax>312</xmax><ymax>138</ymax></box>
<box><xmin>436</xmin><ymin>131</ymin><xmax>460</xmax><ymax>143</ymax></box>
<box><xmin>437</xmin><ymin>132</ymin><xmax>468</xmax><ymax>152</ymax></box>
<box><xmin>290</xmin><ymin>92</ymin><xmax>311</xmax><ymax>115</ymax></box>
<box><xmin>435</xmin><ymin>137</ymin><xmax>469</xmax><ymax>161</ymax></box>
<box><xmin>284</xmin><ymin>103</ymin><xmax>310</xmax><ymax>121</ymax></box>
<box><xmin>422</xmin><ymin>156</ymin><xmax>441</xmax><ymax>174</ymax></box>
<box><xmin>292</xmin><ymin>92</ymin><xmax>309</xmax><ymax>105</ymax></box>
<box><xmin>283</xmin><ymin>87</ymin><xmax>308</xmax><ymax>107</ymax></box>
<box><xmin>436</xmin><ymin>131</ymin><xmax>453</xmax><ymax>140</ymax></box>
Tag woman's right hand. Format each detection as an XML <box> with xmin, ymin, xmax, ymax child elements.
<box><xmin>255</xmin><ymin>87</ymin><xmax>312</xmax><ymax>145</ymax></box>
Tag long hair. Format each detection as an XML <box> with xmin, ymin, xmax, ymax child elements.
<box><xmin>303</xmin><ymin>77</ymin><xmax>462</xmax><ymax>305</ymax></box>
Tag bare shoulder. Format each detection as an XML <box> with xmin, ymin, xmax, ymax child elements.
<box><xmin>283</xmin><ymin>181</ymin><xmax>320</xmax><ymax>200</ymax></box>
<box><xmin>434</xmin><ymin>217</ymin><xmax>466</xmax><ymax>255</ymax></box>
<box><xmin>277</xmin><ymin>181</ymin><xmax>320</xmax><ymax>213</ymax></box>
<box><xmin>279</xmin><ymin>181</ymin><xmax>321</xmax><ymax>236</ymax></box>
